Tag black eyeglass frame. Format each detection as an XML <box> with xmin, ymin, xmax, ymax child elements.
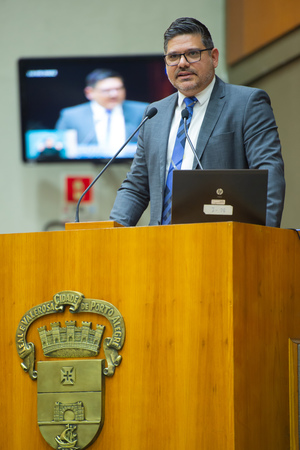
<box><xmin>164</xmin><ymin>48</ymin><xmax>214</xmax><ymax>66</ymax></box>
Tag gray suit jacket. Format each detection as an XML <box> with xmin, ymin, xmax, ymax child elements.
<box><xmin>110</xmin><ymin>76</ymin><xmax>285</xmax><ymax>227</ymax></box>
<box><xmin>56</xmin><ymin>100</ymin><xmax>148</xmax><ymax>144</ymax></box>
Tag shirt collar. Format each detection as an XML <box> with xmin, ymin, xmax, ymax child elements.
<box><xmin>90</xmin><ymin>101</ymin><xmax>123</xmax><ymax>119</ymax></box>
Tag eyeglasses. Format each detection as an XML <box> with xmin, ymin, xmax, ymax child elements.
<box><xmin>164</xmin><ymin>48</ymin><xmax>213</xmax><ymax>66</ymax></box>
<box><xmin>94</xmin><ymin>86</ymin><xmax>125</xmax><ymax>95</ymax></box>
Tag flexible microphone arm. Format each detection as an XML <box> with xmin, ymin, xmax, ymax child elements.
<box><xmin>74</xmin><ymin>107</ymin><xmax>158</xmax><ymax>222</ymax></box>
<box><xmin>182</xmin><ymin>108</ymin><xmax>203</xmax><ymax>170</ymax></box>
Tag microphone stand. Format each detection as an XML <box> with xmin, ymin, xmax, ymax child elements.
<box><xmin>75</xmin><ymin>111</ymin><xmax>155</xmax><ymax>222</ymax></box>
<box><xmin>182</xmin><ymin>109</ymin><xmax>203</xmax><ymax>170</ymax></box>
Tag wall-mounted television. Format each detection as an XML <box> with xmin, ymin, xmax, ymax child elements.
<box><xmin>18</xmin><ymin>55</ymin><xmax>175</xmax><ymax>164</ymax></box>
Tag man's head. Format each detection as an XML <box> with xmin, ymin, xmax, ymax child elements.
<box><xmin>164</xmin><ymin>17</ymin><xmax>219</xmax><ymax>96</ymax></box>
<box><xmin>84</xmin><ymin>68</ymin><xmax>126</xmax><ymax>110</ymax></box>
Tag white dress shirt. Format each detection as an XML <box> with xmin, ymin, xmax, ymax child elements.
<box><xmin>90</xmin><ymin>101</ymin><xmax>126</xmax><ymax>155</ymax></box>
<box><xmin>165</xmin><ymin>77</ymin><xmax>216</xmax><ymax>181</ymax></box>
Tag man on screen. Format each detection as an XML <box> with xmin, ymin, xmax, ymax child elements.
<box><xmin>110</xmin><ymin>17</ymin><xmax>285</xmax><ymax>227</ymax></box>
<box><xmin>55</xmin><ymin>68</ymin><xmax>148</xmax><ymax>156</ymax></box>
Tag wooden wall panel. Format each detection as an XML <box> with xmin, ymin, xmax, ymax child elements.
<box><xmin>227</xmin><ymin>0</ymin><xmax>300</xmax><ymax>64</ymax></box>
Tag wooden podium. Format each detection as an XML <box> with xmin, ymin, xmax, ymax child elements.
<box><xmin>0</xmin><ymin>222</ymin><xmax>300</xmax><ymax>449</ymax></box>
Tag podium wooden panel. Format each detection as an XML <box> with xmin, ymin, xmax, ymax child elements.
<box><xmin>0</xmin><ymin>222</ymin><xmax>300</xmax><ymax>449</ymax></box>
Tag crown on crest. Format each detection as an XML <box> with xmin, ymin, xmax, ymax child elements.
<box><xmin>38</xmin><ymin>321</ymin><xmax>105</xmax><ymax>358</ymax></box>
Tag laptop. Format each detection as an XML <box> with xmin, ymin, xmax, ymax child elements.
<box><xmin>171</xmin><ymin>169</ymin><xmax>268</xmax><ymax>225</ymax></box>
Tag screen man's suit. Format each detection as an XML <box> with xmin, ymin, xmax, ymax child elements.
<box><xmin>56</xmin><ymin>100</ymin><xmax>148</xmax><ymax>145</ymax></box>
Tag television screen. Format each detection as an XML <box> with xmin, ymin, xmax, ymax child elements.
<box><xmin>18</xmin><ymin>55</ymin><xmax>175</xmax><ymax>163</ymax></box>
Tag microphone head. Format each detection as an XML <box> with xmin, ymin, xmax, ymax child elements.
<box><xmin>181</xmin><ymin>108</ymin><xmax>189</xmax><ymax>120</ymax></box>
<box><xmin>146</xmin><ymin>107</ymin><xmax>158</xmax><ymax>119</ymax></box>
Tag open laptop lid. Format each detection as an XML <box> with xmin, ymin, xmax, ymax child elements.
<box><xmin>171</xmin><ymin>169</ymin><xmax>268</xmax><ymax>225</ymax></box>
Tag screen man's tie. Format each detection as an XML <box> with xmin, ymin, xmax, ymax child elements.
<box><xmin>161</xmin><ymin>96</ymin><xmax>198</xmax><ymax>225</ymax></box>
<box><xmin>105</xmin><ymin>109</ymin><xmax>112</xmax><ymax>147</ymax></box>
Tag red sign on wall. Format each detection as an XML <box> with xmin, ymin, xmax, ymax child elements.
<box><xmin>65</xmin><ymin>176</ymin><xmax>93</xmax><ymax>203</ymax></box>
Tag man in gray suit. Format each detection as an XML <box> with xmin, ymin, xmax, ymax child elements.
<box><xmin>110</xmin><ymin>17</ymin><xmax>285</xmax><ymax>227</ymax></box>
<box><xmin>56</xmin><ymin>69</ymin><xmax>148</xmax><ymax>156</ymax></box>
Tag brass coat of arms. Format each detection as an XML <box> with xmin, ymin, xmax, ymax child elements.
<box><xmin>15</xmin><ymin>290</ymin><xmax>125</xmax><ymax>450</ymax></box>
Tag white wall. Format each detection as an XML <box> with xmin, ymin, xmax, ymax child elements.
<box><xmin>0</xmin><ymin>0</ymin><xmax>226</xmax><ymax>234</ymax></box>
<box><xmin>251</xmin><ymin>58</ymin><xmax>300</xmax><ymax>230</ymax></box>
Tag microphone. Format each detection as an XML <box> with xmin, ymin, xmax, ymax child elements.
<box><xmin>182</xmin><ymin>108</ymin><xmax>203</xmax><ymax>170</ymax></box>
<box><xmin>74</xmin><ymin>106</ymin><xmax>158</xmax><ymax>222</ymax></box>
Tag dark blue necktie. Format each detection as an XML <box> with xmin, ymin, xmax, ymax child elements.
<box><xmin>161</xmin><ymin>96</ymin><xmax>197</xmax><ymax>225</ymax></box>
<box><xmin>105</xmin><ymin>109</ymin><xmax>112</xmax><ymax>147</ymax></box>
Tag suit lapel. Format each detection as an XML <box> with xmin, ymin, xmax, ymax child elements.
<box><xmin>82</xmin><ymin>103</ymin><xmax>98</xmax><ymax>144</ymax></box>
<box><xmin>193</xmin><ymin>76</ymin><xmax>226</xmax><ymax>168</ymax></box>
<box><xmin>158</xmin><ymin>93</ymin><xmax>178</xmax><ymax>188</ymax></box>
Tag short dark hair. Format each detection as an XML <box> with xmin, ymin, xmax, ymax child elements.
<box><xmin>164</xmin><ymin>17</ymin><xmax>214</xmax><ymax>52</ymax></box>
<box><xmin>85</xmin><ymin>69</ymin><xmax>124</xmax><ymax>87</ymax></box>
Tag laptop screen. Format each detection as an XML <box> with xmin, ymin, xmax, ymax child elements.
<box><xmin>171</xmin><ymin>169</ymin><xmax>268</xmax><ymax>225</ymax></box>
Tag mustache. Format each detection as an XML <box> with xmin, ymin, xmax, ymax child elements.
<box><xmin>175</xmin><ymin>69</ymin><xmax>195</xmax><ymax>77</ymax></box>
